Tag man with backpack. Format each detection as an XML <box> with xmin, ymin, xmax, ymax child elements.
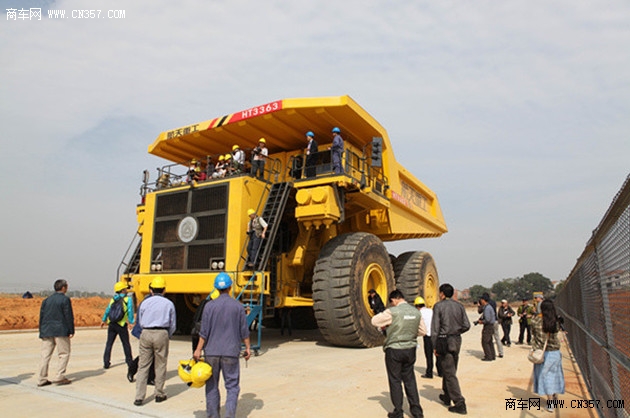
<box><xmin>101</xmin><ymin>281</ymin><xmax>135</xmax><ymax>381</ymax></box>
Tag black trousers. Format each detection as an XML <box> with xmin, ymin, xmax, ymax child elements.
<box><xmin>439</xmin><ymin>335</ymin><xmax>465</xmax><ymax>407</ymax></box>
<box><xmin>103</xmin><ymin>323</ymin><xmax>133</xmax><ymax>369</ymax></box>
<box><xmin>482</xmin><ymin>324</ymin><xmax>496</xmax><ymax>360</ymax></box>
<box><xmin>501</xmin><ymin>322</ymin><xmax>512</xmax><ymax>345</ymax></box>
<box><xmin>385</xmin><ymin>347</ymin><xmax>423</xmax><ymax>418</ymax></box>
<box><xmin>422</xmin><ymin>336</ymin><xmax>435</xmax><ymax>377</ymax></box>
<box><xmin>518</xmin><ymin>319</ymin><xmax>531</xmax><ymax>344</ymax></box>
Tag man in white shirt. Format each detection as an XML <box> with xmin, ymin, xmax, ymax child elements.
<box><xmin>415</xmin><ymin>296</ymin><xmax>439</xmax><ymax>379</ymax></box>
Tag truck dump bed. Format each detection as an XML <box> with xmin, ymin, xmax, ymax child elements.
<box><xmin>148</xmin><ymin>95</ymin><xmax>447</xmax><ymax>240</ymax></box>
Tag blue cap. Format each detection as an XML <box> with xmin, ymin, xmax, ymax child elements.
<box><xmin>306</xmin><ymin>131</ymin><xmax>314</xmax><ymax>137</ymax></box>
<box><xmin>214</xmin><ymin>272</ymin><xmax>232</xmax><ymax>290</ymax></box>
<box><xmin>332</xmin><ymin>127</ymin><xmax>341</xmax><ymax>133</ymax></box>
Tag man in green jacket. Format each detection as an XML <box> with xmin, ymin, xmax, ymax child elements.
<box><xmin>372</xmin><ymin>289</ymin><xmax>425</xmax><ymax>418</ymax></box>
<box><xmin>37</xmin><ymin>279</ymin><xmax>75</xmax><ymax>387</ymax></box>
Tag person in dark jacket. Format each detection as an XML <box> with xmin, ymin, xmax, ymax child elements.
<box><xmin>37</xmin><ymin>279</ymin><xmax>74</xmax><ymax>387</ymax></box>
<box><xmin>304</xmin><ymin>131</ymin><xmax>318</xmax><ymax>178</ymax></box>
<box><xmin>368</xmin><ymin>289</ymin><xmax>386</xmax><ymax>314</ymax></box>
<box><xmin>497</xmin><ymin>299</ymin><xmax>515</xmax><ymax>347</ymax></box>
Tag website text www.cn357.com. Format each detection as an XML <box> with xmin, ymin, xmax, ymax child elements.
<box><xmin>506</xmin><ymin>398</ymin><xmax>625</xmax><ymax>412</ymax></box>
<box><xmin>6</xmin><ymin>9</ymin><xmax>126</xmax><ymax>21</ymax></box>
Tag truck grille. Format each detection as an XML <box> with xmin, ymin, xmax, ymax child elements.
<box><xmin>152</xmin><ymin>184</ymin><xmax>228</xmax><ymax>271</ymax></box>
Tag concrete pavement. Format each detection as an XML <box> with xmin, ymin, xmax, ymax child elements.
<box><xmin>0</xmin><ymin>308</ymin><xmax>600</xmax><ymax>417</ymax></box>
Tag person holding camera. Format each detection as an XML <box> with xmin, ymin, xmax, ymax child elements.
<box><xmin>371</xmin><ymin>289</ymin><xmax>425</xmax><ymax>418</ymax></box>
<box><xmin>498</xmin><ymin>299</ymin><xmax>515</xmax><ymax>347</ymax></box>
<box><xmin>477</xmin><ymin>295</ymin><xmax>497</xmax><ymax>361</ymax></box>
<box><xmin>516</xmin><ymin>298</ymin><xmax>535</xmax><ymax>345</ymax></box>
<box><xmin>250</xmin><ymin>138</ymin><xmax>268</xmax><ymax>179</ymax></box>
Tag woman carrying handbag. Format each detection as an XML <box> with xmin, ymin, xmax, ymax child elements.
<box><xmin>530</xmin><ymin>299</ymin><xmax>565</xmax><ymax>412</ymax></box>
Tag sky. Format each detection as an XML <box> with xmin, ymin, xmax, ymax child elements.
<box><xmin>1</xmin><ymin>0</ymin><xmax>628</xmax><ymax>294</ymax></box>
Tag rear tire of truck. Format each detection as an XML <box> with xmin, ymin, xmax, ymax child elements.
<box><xmin>313</xmin><ymin>232</ymin><xmax>395</xmax><ymax>348</ymax></box>
<box><xmin>393</xmin><ymin>251</ymin><xmax>440</xmax><ymax>308</ymax></box>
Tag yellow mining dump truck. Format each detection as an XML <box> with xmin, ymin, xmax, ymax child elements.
<box><xmin>118</xmin><ymin>95</ymin><xmax>447</xmax><ymax>349</ymax></box>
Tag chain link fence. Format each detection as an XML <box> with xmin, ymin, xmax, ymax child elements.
<box><xmin>556</xmin><ymin>174</ymin><xmax>630</xmax><ymax>418</ymax></box>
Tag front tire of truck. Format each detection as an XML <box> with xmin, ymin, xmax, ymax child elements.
<box><xmin>393</xmin><ymin>251</ymin><xmax>439</xmax><ymax>308</ymax></box>
<box><xmin>312</xmin><ymin>232</ymin><xmax>395</xmax><ymax>348</ymax></box>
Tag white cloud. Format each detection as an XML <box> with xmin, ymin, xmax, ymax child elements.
<box><xmin>1</xmin><ymin>0</ymin><xmax>629</xmax><ymax>292</ymax></box>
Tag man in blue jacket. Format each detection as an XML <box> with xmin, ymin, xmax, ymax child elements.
<box><xmin>101</xmin><ymin>281</ymin><xmax>135</xmax><ymax>380</ymax></box>
<box><xmin>37</xmin><ymin>279</ymin><xmax>75</xmax><ymax>387</ymax></box>
<box><xmin>194</xmin><ymin>272</ymin><xmax>251</xmax><ymax>418</ymax></box>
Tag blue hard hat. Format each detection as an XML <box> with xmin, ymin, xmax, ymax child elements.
<box><xmin>306</xmin><ymin>131</ymin><xmax>314</xmax><ymax>137</ymax></box>
<box><xmin>214</xmin><ymin>272</ymin><xmax>232</xmax><ymax>290</ymax></box>
<box><xmin>332</xmin><ymin>127</ymin><xmax>341</xmax><ymax>133</ymax></box>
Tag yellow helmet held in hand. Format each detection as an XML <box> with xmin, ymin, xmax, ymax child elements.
<box><xmin>190</xmin><ymin>361</ymin><xmax>212</xmax><ymax>388</ymax></box>
<box><xmin>114</xmin><ymin>281</ymin><xmax>128</xmax><ymax>293</ymax></box>
<box><xmin>178</xmin><ymin>359</ymin><xmax>196</xmax><ymax>383</ymax></box>
<box><xmin>414</xmin><ymin>296</ymin><xmax>425</xmax><ymax>306</ymax></box>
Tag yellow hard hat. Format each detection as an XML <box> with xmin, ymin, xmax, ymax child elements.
<box><xmin>189</xmin><ymin>379</ymin><xmax>205</xmax><ymax>388</ymax></box>
<box><xmin>232</xmin><ymin>144</ymin><xmax>239</xmax><ymax>151</ymax></box>
<box><xmin>225</xmin><ymin>153</ymin><xmax>232</xmax><ymax>160</ymax></box>
<box><xmin>247</xmin><ymin>208</ymin><xmax>255</xmax><ymax>216</ymax></box>
<box><xmin>150</xmin><ymin>276</ymin><xmax>166</xmax><ymax>289</ymax></box>
<box><xmin>218</xmin><ymin>155</ymin><xmax>225</xmax><ymax>161</ymax></box>
<box><xmin>258</xmin><ymin>137</ymin><xmax>266</xmax><ymax>144</ymax></box>
<box><xmin>178</xmin><ymin>359</ymin><xmax>196</xmax><ymax>383</ymax></box>
<box><xmin>414</xmin><ymin>296</ymin><xmax>425</xmax><ymax>306</ymax></box>
<box><xmin>190</xmin><ymin>361</ymin><xmax>212</xmax><ymax>387</ymax></box>
<box><xmin>114</xmin><ymin>281</ymin><xmax>128</xmax><ymax>293</ymax></box>
<box><xmin>191</xmin><ymin>159</ymin><xmax>197</xmax><ymax>164</ymax></box>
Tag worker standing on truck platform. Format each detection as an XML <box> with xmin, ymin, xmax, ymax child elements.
<box><xmin>193</xmin><ymin>273</ymin><xmax>251</xmax><ymax>418</ymax></box>
<box><xmin>330</xmin><ymin>127</ymin><xmax>344</xmax><ymax>174</ymax></box>
<box><xmin>244</xmin><ymin>209</ymin><xmax>267</xmax><ymax>270</ymax></box>
<box><xmin>304</xmin><ymin>131</ymin><xmax>318</xmax><ymax>178</ymax></box>
<box><xmin>232</xmin><ymin>145</ymin><xmax>245</xmax><ymax>173</ymax></box>
<box><xmin>251</xmin><ymin>137</ymin><xmax>268</xmax><ymax>179</ymax></box>
<box><xmin>371</xmin><ymin>289</ymin><xmax>425</xmax><ymax>418</ymax></box>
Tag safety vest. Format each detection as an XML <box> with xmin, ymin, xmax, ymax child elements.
<box><xmin>384</xmin><ymin>302</ymin><xmax>421</xmax><ymax>350</ymax></box>
<box><xmin>250</xmin><ymin>216</ymin><xmax>264</xmax><ymax>238</ymax></box>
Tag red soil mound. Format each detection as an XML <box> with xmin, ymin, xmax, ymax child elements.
<box><xmin>0</xmin><ymin>295</ymin><xmax>110</xmax><ymax>330</ymax></box>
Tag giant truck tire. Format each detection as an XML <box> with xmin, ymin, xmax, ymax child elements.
<box><xmin>393</xmin><ymin>251</ymin><xmax>439</xmax><ymax>308</ymax></box>
<box><xmin>312</xmin><ymin>232</ymin><xmax>395</xmax><ymax>348</ymax></box>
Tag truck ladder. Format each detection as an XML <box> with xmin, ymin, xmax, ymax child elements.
<box><xmin>116</xmin><ymin>233</ymin><xmax>142</xmax><ymax>279</ymax></box>
<box><xmin>253</xmin><ymin>181</ymin><xmax>293</xmax><ymax>271</ymax></box>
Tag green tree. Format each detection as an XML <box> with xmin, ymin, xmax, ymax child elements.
<box><xmin>513</xmin><ymin>272</ymin><xmax>554</xmax><ymax>300</ymax></box>
<box><xmin>469</xmin><ymin>285</ymin><xmax>491</xmax><ymax>302</ymax></box>
<box><xmin>492</xmin><ymin>278</ymin><xmax>518</xmax><ymax>301</ymax></box>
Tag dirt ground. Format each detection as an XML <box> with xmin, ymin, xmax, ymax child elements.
<box><xmin>0</xmin><ymin>294</ymin><xmax>109</xmax><ymax>330</ymax></box>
